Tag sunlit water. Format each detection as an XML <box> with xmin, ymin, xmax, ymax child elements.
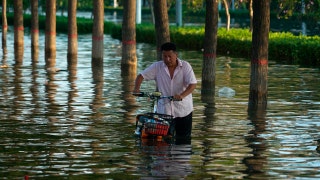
<box><xmin>1</xmin><ymin>29</ymin><xmax>320</xmax><ymax>179</ymax></box>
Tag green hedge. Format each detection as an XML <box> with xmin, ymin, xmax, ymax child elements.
<box><xmin>2</xmin><ymin>13</ymin><xmax>320</xmax><ymax>67</ymax></box>
<box><xmin>269</xmin><ymin>32</ymin><xmax>320</xmax><ymax>66</ymax></box>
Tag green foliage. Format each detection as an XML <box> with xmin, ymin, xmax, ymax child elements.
<box><xmin>170</xmin><ymin>27</ymin><xmax>205</xmax><ymax>50</ymax></box>
<box><xmin>269</xmin><ymin>32</ymin><xmax>320</xmax><ymax>66</ymax></box>
<box><xmin>136</xmin><ymin>24</ymin><xmax>157</xmax><ymax>44</ymax></box>
<box><xmin>110</xmin><ymin>23</ymin><xmax>122</xmax><ymax>40</ymax></box>
<box><xmin>77</xmin><ymin>18</ymin><xmax>94</xmax><ymax>34</ymax></box>
<box><xmin>291</xmin><ymin>36</ymin><xmax>320</xmax><ymax>66</ymax></box>
<box><xmin>216</xmin><ymin>28</ymin><xmax>252</xmax><ymax>58</ymax></box>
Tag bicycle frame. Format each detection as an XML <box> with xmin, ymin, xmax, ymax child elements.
<box><xmin>133</xmin><ymin>92</ymin><xmax>174</xmax><ymax>138</ymax></box>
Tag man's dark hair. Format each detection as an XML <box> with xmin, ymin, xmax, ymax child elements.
<box><xmin>160</xmin><ymin>42</ymin><xmax>176</xmax><ymax>51</ymax></box>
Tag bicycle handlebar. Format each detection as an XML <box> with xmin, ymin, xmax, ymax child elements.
<box><xmin>132</xmin><ymin>92</ymin><xmax>182</xmax><ymax>101</ymax></box>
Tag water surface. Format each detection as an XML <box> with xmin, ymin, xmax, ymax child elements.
<box><xmin>0</xmin><ymin>30</ymin><xmax>320</xmax><ymax>179</ymax></box>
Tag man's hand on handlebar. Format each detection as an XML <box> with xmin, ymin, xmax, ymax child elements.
<box><xmin>173</xmin><ymin>94</ymin><xmax>183</xmax><ymax>101</ymax></box>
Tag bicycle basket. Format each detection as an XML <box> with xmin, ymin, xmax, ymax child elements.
<box><xmin>144</xmin><ymin>119</ymin><xmax>170</xmax><ymax>136</ymax></box>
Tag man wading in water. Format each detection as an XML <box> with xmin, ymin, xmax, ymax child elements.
<box><xmin>133</xmin><ymin>42</ymin><xmax>197</xmax><ymax>143</ymax></box>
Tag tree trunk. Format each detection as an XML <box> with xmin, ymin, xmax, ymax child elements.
<box><xmin>31</xmin><ymin>0</ymin><xmax>39</xmax><ymax>62</ymax></box>
<box><xmin>201</xmin><ymin>0</ymin><xmax>219</xmax><ymax>102</ymax></box>
<box><xmin>2</xmin><ymin>0</ymin><xmax>8</xmax><ymax>54</ymax></box>
<box><xmin>248</xmin><ymin>0</ymin><xmax>270</xmax><ymax>109</ymax></box>
<box><xmin>67</xmin><ymin>0</ymin><xmax>78</xmax><ymax>62</ymax></box>
<box><xmin>249</xmin><ymin>0</ymin><xmax>253</xmax><ymax>32</ymax></box>
<box><xmin>176</xmin><ymin>0</ymin><xmax>182</xmax><ymax>26</ymax></box>
<box><xmin>91</xmin><ymin>0</ymin><xmax>105</xmax><ymax>110</ymax></box>
<box><xmin>148</xmin><ymin>0</ymin><xmax>155</xmax><ymax>24</ymax></box>
<box><xmin>153</xmin><ymin>0</ymin><xmax>170</xmax><ymax>60</ymax></box>
<box><xmin>121</xmin><ymin>0</ymin><xmax>137</xmax><ymax>74</ymax></box>
<box><xmin>13</xmin><ymin>0</ymin><xmax>24</xmax><ymax>64</ymax></box>
<box><xmin>92</xmin><ymin>0</ymin><xmax>104</xmax><ymax>82</ymax></box>
<box><xmin>222</xmin><ymin>0</ymin><xmax>230</xmax><ymax>31</ymax></box>
<box><xmin>45</xmin><ymin>0</ymin><xmax>57</xmax><ymax>67</ymax></box>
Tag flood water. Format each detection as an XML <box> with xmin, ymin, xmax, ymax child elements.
<box><xmin>1</xmin><ymin>29</ymin><xmax>320</xmax><ymax>179</ymax></box>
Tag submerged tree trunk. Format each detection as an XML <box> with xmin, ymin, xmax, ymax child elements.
<box><xmin>92</xmin><ymin>0</ymin><xmax>104</xmax><ymax>82</ymax></box>
<box><xmin>248</xmin><ymin>0</ymin><xmax>270</xmax><ymax>110</ymax></box>
<box><xmin>91</xmin><ymin>0</ymin><xmax>105</xmax><ymax>112</ymax></box>
<box><xmin>121</xmin><ymin>0</ymin><xmax>137</xmax><ymax>74</ymax></box>
<box><xmin>201</xmin><ymin>0</ymin><xmax>219</xmax><ymax>101</ymax></box>
<box><xmin>153</xmin><ymin>0</ymin><xmax>170</xmax><ymax>60</ymax></box>
<box><xmin>67</xmin><ymin>0</ymin><xmax>78</xmax><ymax>62</ymax></box>
<box><xmin>45</xmin><ymin>0</ymin><xmax>57</xmax><ymax>67</ymax></box>
<box><xmin>13</xmin><ymin>0</ymin><xmax>24</xmax><ymax>63</ymax></box>
<box><xmin>31</xmin><ymin>0</ymin><xmax>39</xmax><ymax>62</ymax></box>
<box><xmin>2</xmin><ymin>0</ymin><xmax>8</xmax><ymax>54</ymax></box>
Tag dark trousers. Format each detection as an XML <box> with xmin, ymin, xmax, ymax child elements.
<box><xmin>169</xmin><ymin>112</ymin><xmax>193</xmax><ymax>138</ymax></box>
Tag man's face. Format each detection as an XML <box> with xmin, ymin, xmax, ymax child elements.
<box><xmin>162</xmin><ymin>50</ymin><xmax>177</xmax><ymax>68</ymax></box>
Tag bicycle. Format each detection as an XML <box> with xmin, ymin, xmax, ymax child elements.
<box><xmin>132</xmin><ymin>92</ymin><xmax>177</xmax><ymax>139</ymax></box>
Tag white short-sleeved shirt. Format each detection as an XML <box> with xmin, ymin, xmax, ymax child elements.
<box><xmin>140</xmin><ymin>58</ymin><xmax>197</xmax><ymax>118</ymax></box>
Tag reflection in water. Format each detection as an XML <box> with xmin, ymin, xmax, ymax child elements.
<box><xmin>121</xmin><ymin>64</ymin><xmax>137</xmax><ymax>124</ymax></box>
<box><xmin>31</xmin><ymin>61</ymin><xmax>40</xmax><ymax>116</ymax></box>
<box><xmin>45</xmin><ymin>67</ymin><xmax>59</xmax><ymax>118</ymax></box>
<box><xmin>91</xmin><ymin>61</ymin><xmax>104</xmax><ymax>115</ymax></box>
<box><xmin>1</xmin><ymin>55</ymin><xmax>9</xmax><ymax>106</ymax></box>
<box><xmin>1</xmin><ymin>50</ymin><xmax>7</xmax><ymax>66</ymax></box>
<box><xmin>136</xmin><ymin>138</ymin><xmax>192</xmax><ymax>179</ymax></box>
<box><xmin>199</xmin><ymin>93</ymin><xmax>217</xmax><ymax>177</ymax></box>
<box><xmin>67</xmin><ymin>58</ymin><xmax>78</xmax><ymax>119</ymax></box>
<box><xmin>316</xmin><ymin>139</ymin><xmax>320</xmax><ymax>154</ymax></box>
<box><xmin>13</xmin><ymin>63</ymin><xmax>24</xmax><ymax>118</ymax></box>
<box><xmin>2</xmin><ymin>47</ymin><xmax>7</xmax><ymax>58</ymax></box>
<box><xmin>243</xmin><ymin>108</ymin><xmax>267</xmax><ymax>178</ymax></box>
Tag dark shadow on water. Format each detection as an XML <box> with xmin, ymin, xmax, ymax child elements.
<box><xmin>120</xmin><ymin>64</ymin><xmax>138</xmax><ymax>124</ymax></box>
<box><xmin>44</xmin><ymin>65</ymin><xmax>60</xmax><ymax>118</ymax></box>
<box><xmin>13</xmin><ymin>63</ymin><xmax>24</xmax><ymax>116</ymax></box>
<box><xmin>67</xmin><ymin>57</ymin><xmax>78</xmax><ymax>119</ymax></box>
<box><xmin>199</xmin><ymin>89</ymin><xmax>217</xmax><ymax>176</ymax></box>
<box><xmin>91</xmin><ymin>59</ymin><xmax>105</xmax><ymax>115</ymax></box>
<box><xmin>31</xmin><ymin>60</ymin><xmax>40</xmax><ymax>116</ymax></box>
<box><xmin>241</xmin><ymin>106</ymin><xmax>268</xmax><ymax>178</ymax></box>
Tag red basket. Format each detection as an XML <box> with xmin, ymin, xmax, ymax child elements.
<box><xmin>144</xmin><ymin>120</ymin><xmax>169</xmax><ymax>136</ymax></box>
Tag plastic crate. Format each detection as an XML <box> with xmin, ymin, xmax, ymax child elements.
<box><xmin>144</xmin><ymin>119</ymin><xmax>169</xmax><ymax>136</ymax></box>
